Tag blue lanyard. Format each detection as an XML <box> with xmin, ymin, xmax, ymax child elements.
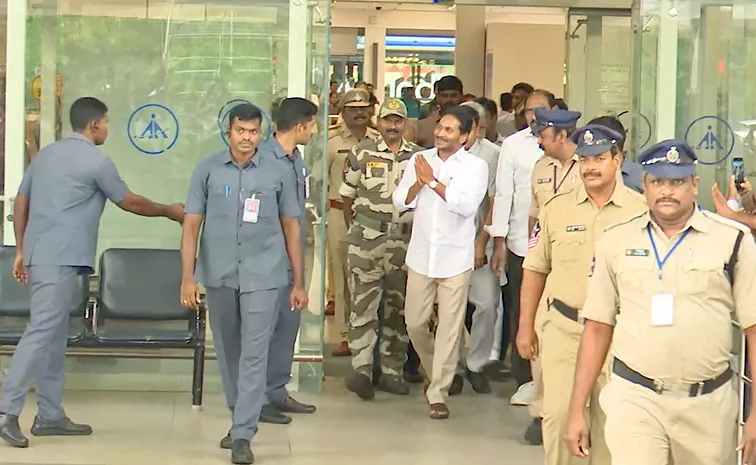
<box><xmin>646</xmin><ymin>225</ymin><xmax>691</xmax><ymax>280</ymax></box>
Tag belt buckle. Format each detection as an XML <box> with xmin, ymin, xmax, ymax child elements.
<box><xmin>653</xmin><ymin>379</ymin><xmax>665</xmax><ymax>394</ymax></box>
<box><xmin>388</xmin><ymin>222</ymin><xmax>400</xmax><ymax>235</ymax></box>
<box><xmin>577</xmin><ymin>315</ymin><xmax>585</xmax><ymax>325</ymax></box>
<box><xmin>694</xmin><ymin>381</ymin><xmax>705</xmax><ymax>397</ymax></box>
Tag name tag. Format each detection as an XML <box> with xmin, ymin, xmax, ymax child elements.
<box><xmin>566</xmin><ymin>225</ymin><xmax>586</xmax><ymax>232</ymax></box>
<box><xmin>537</xmin><ymin>177</ymin><xmax>552</xmax><ymax>184</ymax></box>
<box><xmin>243</xmin><ymin>195</ymin><xmax>260</xmax><ymax>223</ymax></box>
<box><xmin>625</xmin><ymin>249</ymin><xmax>650</xmax><ymax>257</ymax></box>
<box><xmin>651</xmin><ymin>292</ymin><xmax>674</xmax><ymax>326</ymax></box>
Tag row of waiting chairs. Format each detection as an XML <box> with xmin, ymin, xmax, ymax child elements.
<box><xmin>0</xmin><ymin>247</ymin><xmax>207</xmax><ymax>408</ymax></box>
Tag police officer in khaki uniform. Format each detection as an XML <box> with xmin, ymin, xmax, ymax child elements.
<box><xmin>565</xmin><ymin>139</ymin><xmax>756</xmax><ymax>465</ymax></box>
<box><xmin>340</xmin><ymin>98</ymin><xmax>423</xmax><ymax>400</ymax></box>
<box><xmin>522</xmin><ymin>106</ymin><xmax>583</xmax><ymax>444</ymax></box>
<box><xmin>517</xmin><ymin>124</ymin><xmax>647</xmax><ymax>465</ymax></box>
<box><xmin>327</xmin><ymin>89</ymin><xmax>378</xmax><ymax>356</ymax></box>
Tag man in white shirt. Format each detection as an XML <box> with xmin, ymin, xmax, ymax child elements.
<box><xmin>393</xmin><ymin>106</ymin><xmax>489</xmax><ymax>420</ymax></box>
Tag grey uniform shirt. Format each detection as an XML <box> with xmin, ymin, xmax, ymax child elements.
<box><xmin>261</xmin><ymin>137</ymin><xmax>308</xmax><ymax>251</ymax></box>
<box><xmin>18</xmin><ymin>133</ymin><xmax>129</xmax><ymax>270</ymax></box>
<box><xmin>468</xmin><ymin>138</ymin><xmax>498</xmax><ymax>235</ymax></box>
<box><xmin>185</xmin><ymin>149</ymin><xmax>301</xmax><ymax>293</ymax></box>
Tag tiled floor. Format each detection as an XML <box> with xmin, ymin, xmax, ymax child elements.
<box><xmin>0</xmin><ymin>377</ymin><xmax>544</xmax><ymax>465</ymax></box>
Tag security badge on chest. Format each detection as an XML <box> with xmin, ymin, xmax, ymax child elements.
<box><xmin>366</xmin><ymin>161</ymin><xmax>388</xmax><ymax>178</ymax></box>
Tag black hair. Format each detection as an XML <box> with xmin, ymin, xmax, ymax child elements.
<box><xmin>475</xmin><ymin>97</ymin><xmax>498</xmax><ymax>119</ymax></box>
<box><xmin>273</xmin><ymin>97</ymin><xmax>318</xmax><ymax>132</ymax></box>
<box><xmin>457</xmin><ymin>105</ymin><xmax>480</xmax><ymax>127</ymax></box>
<box><xmin>554</xmin><ymin>98</ymin><xmax>569</xmax><ymax>110</ymax></box>
<box><xmin>588</xmin><ymin>115</ymin><xmax>626</xmax><ymax>151</ymax></box>
<box><xmin>528</xmin><ymin>89</ymin><xmax>558</xmax><ymax>108</ymax></box>
<box><xmin>70</xmin><ymin>97</ymin><xmax>108</xmax><ymax>131</ymax></box>
<box><xmin>440</xmin><ymin>105</ymin><xmax>474</xmax><ymax>135</ymax></box>
<box><xmin>500</xmin><ymin>92</ymin><xmax>513</xmax><ymax>112</ymax></box>
<box><xmin>228</xmin><ymin>103</ymin><xmax>263</xmax><ymax>128</ymax></box>
<box><xmin>463</xmin><ymin>93</ymin><xmax>477</xmax><ymax>101</ymax></box>
<box><xmin>436</xmin><ymin>75</ymin><xmax>463</xmax><ymax>93</ymax></box>
<box><xmin>512</xmin><ymin>82</ymin><xmax>535</xmax><ymax>95</ymax></box>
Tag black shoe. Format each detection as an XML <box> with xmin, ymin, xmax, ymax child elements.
<box><xmin>30</xmin><ymin>416</ymin><xmax>92</xmax><ymax>437</ymax></box>
<box><xmin>230</xmin><ymin>439</ymin><xmax>255</xmax><ymax>464</ymax></box>
<box><xmin>272</xmin><ymin>396</ymin><xmax>316</xmax><ymax>414</ymax></box>
<box><xmin>376</xmin><ymin>376</ymin><xmax>410</xmax><ymax>395</ymax></box>
<box><xmin>466</xmin><ymin>369</ymin><xmax>492</xmax><ymax>394</ymax></box>
<box><xmin>403</xmin><ymin>371</ymin><xmax>425</xmax><ymax>384</ymax></box>
<box><xmin>0</xmin><ymin>413</ymin><xmax>28</xmax><ymax>448</ymax></box>
<box><xmin>220</xmin><ymin>426</ymin><xmax>257</xmax><ymax>450</ymax></box>
<box><xmin>448</xmin><ymin>374</ymin><xmax>464</xmax><ymax>396</ymax></box>
<box><xmin>524</xmin><ymin>417</ymin><xmax>543</xmax><ymax>445</ymax></box>
<box><xmin>258</xmin><ymin>405</ymin><xmax>292</xmax><ymax>425</ymax></box>
<box><xmin>346</xmin><ymin>372</ymin><xmax>375</xmax><ymax>400</ymax></box>
<box><xmin>483</xmin><ymin>360</ymin><xmax>511</xmax><ymax>382</ymax></box>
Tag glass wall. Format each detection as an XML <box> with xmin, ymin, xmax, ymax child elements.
<box><xmin>633</xmin><ymin>0</ymin><xmax>756</xmax><ymax>208</ymax></box>
<box><xmin>2</xmin><ymin>0</ymin><xmax>329</xmax><ymax>393</ymax></box>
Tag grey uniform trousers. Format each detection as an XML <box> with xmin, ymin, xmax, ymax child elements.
<box><xmin>0</xmin><ymin>265</ymin><xmax>85</xmax><ymax>421</ymax></box>
<box><xmin>265</xmin><ymin>282</ymin><xmax>301</xmax><ymax>405</ymax></box>
<box><xmin>205</xmin><ymin>285</ymin><xmax>290</xmax><ymax>442</ymax></box>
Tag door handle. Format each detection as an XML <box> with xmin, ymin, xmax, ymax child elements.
<box><xmin>6</xmin><ymin>196</ymin><xmax>14</xmax><ymax>222</ymax></box>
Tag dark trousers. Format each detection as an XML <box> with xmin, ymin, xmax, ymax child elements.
<box><xmin>500</xmin><ymin>251</ymin><xmax>532</xmax><ymax>387</ymax></box>
<box><xmin>405</xmin><ymin>342</ymin><xmax>421</xmax><ymax>375</ymax></box>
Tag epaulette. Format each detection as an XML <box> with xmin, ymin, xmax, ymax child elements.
<box><xmin>603</xmin><ymin>210</ymin><xmax>648</xmax><ymax>232</ymax></box>
<box><xmin>701</xmin><ymin>209</ymin><xmax>752</xmax><ymax>234</ymax></box>
<box><xmin>327</xmin><ymin>125</ymin><xmax>342</xmax><ymax>139</ymax></box>
<box><xmin>542</xmin><ymin>189</ymin><xmax>573</xmax><ymax>209</ymax></box>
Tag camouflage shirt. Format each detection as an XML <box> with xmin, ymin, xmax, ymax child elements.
<box><xmin>339</xmin><ymin>136</ymin><xmax>423</xmax><ymax>225</ymax></box>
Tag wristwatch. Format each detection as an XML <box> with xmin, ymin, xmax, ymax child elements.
<box><xmin>429</xmin><ymin>179</ymin><xmax>438</xmax><ymax>189</ymax></box>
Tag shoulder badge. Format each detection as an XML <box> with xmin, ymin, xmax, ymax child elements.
<box><xmin>343</xmin><ymin>157</ymin><xmax>350</xmax><ymax>174</ymax></box>
<box><xmin>528</xmin><ymin>221</ymin><xmax>541</xmax><ymax>249</ymax></box>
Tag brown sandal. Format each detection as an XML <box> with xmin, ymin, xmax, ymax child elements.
<box><xmin>429</xmin><ymin>403</ymin><xmax>449</xmax><ymax>420</ymax></box>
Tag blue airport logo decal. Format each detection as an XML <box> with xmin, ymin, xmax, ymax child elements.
<box><xmin>684</xmin><ymin>115</ymin><xmax>735</xmax><ymax>165</ymax></box>
<box><xmin>617</xmin><ymin>111</ymin><xmax>652</xmax><ymax>150</ymax></box>
<box><xmin>127</xmin><ymin>104</ymin><xmax>179</xmax><ymax>156</ymax></box>
<box><xmin>217</xmin><ymin>99</ymin><xmax>272</xmax><ymax>147</ymax></box>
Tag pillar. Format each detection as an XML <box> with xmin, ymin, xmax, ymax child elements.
<box><xmin>454</xmin><ymin>5</ymin><xmax>486</xmax><ymax>97</ymax></box>
<box><xmin>4</xmin><ymin>0</ymin><xmax>27</xmax><ymax>245</ymax></box>
<box><xmin>584</xmin><ymin>15</ymin><xmax>603</xmax><ymax>120</ymax></box>
<box><xmin>363</xmin><ymin>25</ymin><xmax>386</xmax><ymax>103</ymax></box>
<box><xmin>655</xmin><ymin>0</ymin><xmax>678</xmax><ymax>141</ymax></box>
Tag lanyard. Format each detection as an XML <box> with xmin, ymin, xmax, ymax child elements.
<box><xmin>553</xmin><ymin>160</ymin><xmax>576</xmax><ymax>194</ymax></box>
<box><xmin>646</xmin><ymin>225</ymin><xmax>691</xmax><ymax>280</ymax></box>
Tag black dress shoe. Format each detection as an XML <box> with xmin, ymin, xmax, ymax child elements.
<box><xmin>448</xmin><ymin>374</ymin><xmax>464</xmax><ymax>396</ymax></box>
<box><xmin>258</xmin><ymin>405</ymin><xmax>292</xmax><ymax>425</ymax></box>
<box><xmin>345</xmin><ymin>372</ymin><xmax>375</xmax><ymax>401</ymax></box>
<box><xmin>30</xmin><ymin>416</ymin><xmax>92</xmax><ymax>437</ymax></box>
<box><xmin>0</xmin><ymin>413</ymin><xmax>29</xmax><ymax>448</ymax></box>
<box><xmin>273</xmin><ymin>395</ymin><xmax>316</xmax><ymax>414</ymax></box>
<box><xmin>524</xmin><ymin>417</ymin><xmax>543</xmax><ymax>445</ymax></box>
<box><xmin>220</xmin><ymin>426</ymin><xmax>257</xmax><ymax>450</ymax></box>
<box><xmin>230</xmin><ymin>439</ymin><xmax>255</xmax><ymax>464</ymax></box>
<box><xmin>466</xmin><ymin>369</ymin><xmax>492</xmax><ymax>394</ymax></box>
<box><xmin>403</xmin><ymin>371</ymin><xmax>425</xmax><ymax>384</ymax></box>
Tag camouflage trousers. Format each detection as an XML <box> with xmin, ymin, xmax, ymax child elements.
<box><xmin>347</xmin><ymin>222</ymin><xmax>410</xmax><ymax>380</ymax></box>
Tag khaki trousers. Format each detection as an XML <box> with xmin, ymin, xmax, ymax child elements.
<box><xmin>601</xmin><ymin>376</ymin><xmax>737</xmax><ymax>465</ymax></box>
<box><xmin>327</xmin><ymin>207</ymin><xmax>349</xmax><ymax>341</ymax></box>
<box><xmin>541</xmin><ymin>311</ymin><xmax>610</xmax><ymax>465</ymax></box>
<box><xmin>405</xmin><ymin>267</ymin><xmax>472</xmax><ymax>405</ymax></box>
<box><xmin>529</xmin><ymin>296</ymin><xmax>548</xmax><ymax>418</ymax></box>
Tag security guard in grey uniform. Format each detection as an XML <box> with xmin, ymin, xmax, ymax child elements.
<box><xmin>179</xmin><ymin>103</ymin><xmax>307</xmax><ymax>465</ymax></box>
<box><xmin>0</xmin><ymin>97</ymin><xmax>184</xmax><ymax>448</ymax></box>
<box><xmin>260</xmin><ymin>97</ymin><xmax>318</xmax><ymax>424</ymax></box>
<box><xmin>565</xmin><ymin>140</ymin><xmax>756</xmax><ymax>465</ymax></box>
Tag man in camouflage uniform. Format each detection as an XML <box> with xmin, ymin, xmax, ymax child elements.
<box><xmin>339</xmin><ymin>98</ymin><xmax>423</xmax><ymax>400</ymax></box>
<box><xmin>327</xmin><ymin>89</ymin><xmax>378</xmax><ymax>356</ymax></box>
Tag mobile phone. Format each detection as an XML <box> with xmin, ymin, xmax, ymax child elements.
<box><xmin>733</xmin><ymin>157</ymin><xmax>746</xmax><ymax>186</ymax></box>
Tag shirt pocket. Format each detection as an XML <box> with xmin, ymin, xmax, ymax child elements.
<box><xmin>252</xmin><ymin>190</ymin><xmax>279</xmax><ymax>219</ymax></box>
<box><xmin>616</xmin><ymin>255</ymin><xmax>655</xmax><ymax>294</ymax></box>
<box><xmin>206</xmin><ymin>182</ymin><xmax>235</xmax><ymax>218</ymax></box>
<box><xmin>552</xmin><ymin>231</ymin><xmax>586</xmax><ymax>265</ymax></box>
<box><xmin>681</xmin><ymin>255</ymin><xmax>727</xmax><ymax>297</ymax></box>
<box><xmin>364</xmin><ymin>161</ymin><xmax>391</xmax><ymax>193</ymax></box>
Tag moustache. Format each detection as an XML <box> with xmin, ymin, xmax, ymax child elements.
<box><xmin>656</xmin><ymin>198</ymin><xmax>680</xmax><ymax>205</ymax></box>
<box><xmin>582</xmin><ymin>171</ymin><xmax>602</xmax><ymax>178</ymax></box>
<box><xmin>386</xmin><ymin>129</ymin><xmax>399</xmax><ymax>133</ymax></box>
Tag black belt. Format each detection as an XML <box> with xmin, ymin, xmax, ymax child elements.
<box><xmin>550</xmin><ymin>298</ymin><xmax>583</xmax><ymax>324</ymax></box>
<box><xmin>613</xmin><ymin>358</ymin><xmax>732</xmax><ymax>397</ymax></box>
<box><xmin>354</xmin><ymin>214</ymin><xmax>411</xmax><ymax>235</ymax></box>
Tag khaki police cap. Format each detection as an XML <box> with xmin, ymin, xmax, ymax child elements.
<box><xmin>340</xmin><ymin>89</ymin><xmax>372</xmax><ymax>109</ymax></box>
<box><xmin>379</xmin><ymin>98</ymin><xmax>407</xmax><ymax>119</ymax></box>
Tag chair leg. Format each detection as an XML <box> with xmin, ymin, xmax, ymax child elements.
<box><xmin>192</xmin><ymin>308</ymin><xmax>207</xmax><ymax>410</ymax></box>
